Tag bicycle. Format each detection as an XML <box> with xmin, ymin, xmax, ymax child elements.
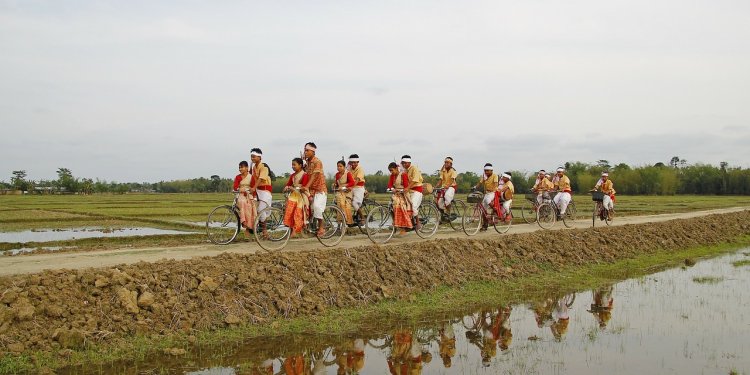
<box><xmin>520</xmin><ymin>191</ymin><xmax>550</xmax><ymax>224</ymax></box>
<box><xmin>536</xmin><ymin>191</ymin><xmax>577</xmax><ymax>229</ymax></box>
<box><xmin>254</xmin><ymin>187</ymin><xmax>347</xmax><ymax>251</ymax></box>
<box><xmin>462</xmin><ymin>190</ymin><xmax>512</xmax><ymax>236</ymax></box>
<box><xmin>364</xmin><ymin>189</ymin><xmax>441</xmax><ymax>244</ymax></box>
<box><xmin>205</xmin><ymin>190</ymin><xmax>245</xmax><ymax>245</ymax></box>
<box><xmin>432</xmin><ymin>187</ymin><xmax>467</xmax><ymax>231</ymax></box>
<box><xmin>352</xmin><ymin>194</ymin><xmax>384</xmax><ymax>235</ymax></box>
<box><xmin>590</xmin><ymin>191</ymin><xmax>613</xmax><ymax>227</ymax></box>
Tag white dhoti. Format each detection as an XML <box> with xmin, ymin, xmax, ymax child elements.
<box><xmin>603</xmin><ymin>194</ymin><xmax>614</xmax><ymax>211</ymax></box>
<box><xmin>502</xmin><ymin>199</ymin><xmax>513</xmax><ymax>215</ymax></box>
<box><xmin>553</xmin><ymin>192</ymin><xmax>572</xmax><ymax>214</ymax></box>
<box><xmin>351</xmin><ymin>186</ymin><xmax>365</xmax><ymax>211</ymax></box>
<box><xmin>256</xmin><ymin>190</ymin><xmax>272</xmax><ymax>221</ymax></box>
<box><xmin>482</xmin><ymin>192</ymin><xmax>495</xmax><ymax>211</ymax></box>
<box><xmin>410</xmin><ymin>191</ymin><xmax>423</xmax><ymax>217</ymax></box>
<box><xmin>438</xmin><ymin>186</ymin><xmax>456</xmax><ymax>210</ymax></box>
<box><xmin>312</xmin><ymin>192</ymin><xmax>326</xmax><ymax>219</ymax></box>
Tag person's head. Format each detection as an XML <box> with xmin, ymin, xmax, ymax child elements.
<box><xmin>348</xmin><ymin>154</ymin><xmax>360</xmax><ymax>168</ymax></box>
<box><xmin>303</xmin><ymin>142</ymin><xmax>317</xmax><ymax>159</ymax></box>
<box><xmin>421</xmin><ymin>351</ymin><xmax>433</xmax><ymax>364</ymax></box>
<box><xmin>501</xmin><ymin>172</ymin><xmax>511</xmax><ymax>182</ymax></box>
<box><xmin>545</xmin><ymin>173</ymin><xmax>552</xmax><ymax>180</ymax></box>
<box><xmin>388</xmin><ymin>162</ymin><xmax>399</xmax><ymax>175</ymax></box>
<box><xmin>337</xmin><ymin>160</ymin><xmax>346</xmax><ymax>173</ymax></box>
<box><xmin>484</xmin><ymin>163</ymin><xmax>494</xmax><ymax>177</ymax></box>
<box><xmin>291</xmin><ymin>157</ymin><xmax>304</xmax><ymax>172</ymax></box>
<box><xmin>538</xmin><ymin>169</ymin><xmax>546</xmax><ymax>178</ymax></box>
<box><xmin>443</xmin><ymin>157</ymin><xmax>453</xmax><ymax>170</ymax></box>
<box><xmin>441</xmin><ymin>354</ymin><xmax>452</xmax><ymax>368</ymax></box>
<box><xmin>239</xmin><ymin>160</ymin><xmax>249</xmax><ymax>174</ymax></box>
<box><xmin>601</xmin><ymin>171</ymin><xmax>609</xmax><ymax>181</ymax></box>
<box><xmin>400</xmin><ymin>155</ymin><xmax>412</xmax><ymax>169</ymax></box>
<box><xmin>556</xmin><ymin>166</ymin><xmax>565</xmax><ymax>177</ymax></box>
<box><xmin>250</xmin><ymin>148</ymin><xmax>262</xmax><ymax>164</ymax></box>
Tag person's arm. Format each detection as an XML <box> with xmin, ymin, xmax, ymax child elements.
<box><xmin>387</xmin><ymin>175</ymin><xmax>395</xmax><ymax>190</ymax></box>
<box><xmin>346</xmin><ymin>172</ymin><xmax>355</xmax><ymax>188</ymax></box>
<box><xmin>233</xmin><ymin>175</ymin><xmax>242</xmax><ymax>191</ymax></box>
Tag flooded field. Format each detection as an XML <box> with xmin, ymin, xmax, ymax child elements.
<box><xmin>60</xmin><ymin>249</ymin><xmax>750</xmax><ymax>375</ymax></box>
<box><xmin>0</xmin><ymin>227</ymin><xmax>198</xmax><ymax>243</ymax></box>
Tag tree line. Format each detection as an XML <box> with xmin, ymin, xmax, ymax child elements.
<box><xmin>3</xmin><ymin>158</ymin><xmax>749</xmax><ymax>195</ymax></box>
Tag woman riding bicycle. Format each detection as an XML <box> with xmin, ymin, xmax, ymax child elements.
<box><xmin>387</xmin><ymin>162</ymin><xmax>413</xmax><ymax>232</ymax></box>
<box><xmin>334</xmin><ymin>160</ymin><xmax>356</xmax><ymax>226</ymax></box>
<box><xmin>282</xmin><ymin>158</ymin><xmax>310</xmax><ymax>236</ymax></box>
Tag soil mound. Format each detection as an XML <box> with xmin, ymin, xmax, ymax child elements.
<box><xmin>1</xmin><ymin>211</ymin><xmax>748</xmax><ymax>355</ymax></box>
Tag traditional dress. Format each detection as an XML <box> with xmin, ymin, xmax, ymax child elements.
<box><xmin>481</xmin><ymin>173</ymin><xmax>500</xmax><ymax>214</ymax></box>
<box><xmin>497</xmin><ymin>180</ymin><xmax>514</xmax><ymax>218</ymax></box>
<box><xmin>553</xmin><ymin>174</ymin><xmax>573</xmax><ymax>215</ymax></box>
<box><xmin>305</xmin><ymin>156</ymin><xmax>327</xmax><ymax>220</ymax></box>
<box><xmin>437</xmin><ymin>167</ymin><xmax>457</xmax><ymax>210</ymax></box>
<box><xmin>251</xmin><ymin>162</ymin><xmax>273</xmax><ymax>220</ymax></box>
<box><xmin>595</xmin><ymin>178</ymin><xmax>616</xmax><ymax>210</ymax></box>
<box><xmin>534</xmin><ymin>177</ymin><xmax>554</xmax><ymax>204</ymax></box>
<box><xmin>233</xmin><ymin>173</ymin><xmax>257</xmax><ymax>227</ymax></box>
<box><xmin>334</xmin><ymin>170</ymin><xmax>356</xmax><ymax>225</ymax></box>
<box><xmin>388</xmin><ymin>172</ymin><xmax>413</xmax><ymax>229</ymax></box>
<box><xmin>283</xmin><ymin>171</ymin><xmax>310</xmax><ymax>234</ymax></box>
<box><xmin>349</xmin><ymin>164</ymin><xmax>366</xmax><ymax>212</ymax></box>
<box><xmin>406</xmin><ymin>164</ymin><xmax>424</xmax><ymax>217</ymax></box>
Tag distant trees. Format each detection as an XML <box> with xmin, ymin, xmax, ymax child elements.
<box><xmin>11</xmin><ymin>170</ymin><xmax>29</xmax><ymax>191</ymax></box>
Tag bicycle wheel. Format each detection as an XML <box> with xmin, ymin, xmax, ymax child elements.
<box><xmin>462</xmin><ymin>204</ymin><xmax>483</xmax><ymax>236</ymax></box>
<box><xmin>254</xmin><ymin>206</ymin><xmax>290</xmax><ymax>251</ymax></box>
<box><xmin>206</xmin><ymin>205</ymin><xmax>240</xmax><ymax>245</ymax></box>
<box><xmin>416</xmin><ymin>202</ymin><xmax>440</xmax><ymax>239</ymax></box>
<box><xmin>447</xmin><ymin>200</ymin><xmax>467</xmax><ymax>231</ymax></box>
<box><xmin>521</xmin><ymin>200</ymin><xmax>537</xmax><ymax>224</ymax></box>
<box><xmin>562</xmin><ymin>201</ymin><xmax>577</xmax><ymax>228</ymax></box>
<box><xmin>356</xmin><ymin>200</ymin><xmax>383</xmax><ymax>235</ymax></box>
<box><xmin>604</xmin><ymin>209</ymin><xmax>613</xmax><ymax>226</ymax></box>
<box><xmin>494</xmin><ymin>207</ymin><xmax>512</xmax><ymax>234</ymax></box>
<box><xmin>317</xmin><ymin>205</ymin><xmax>346</xmax><ymax>247</ymax></box>
<box><xmin>536</xmin><ymin>203</ymin><xmax>556</xmax><ymax>230</ymax></box>
<box><xmin>365</xmin><ymin>205</ymin><xmax>395</xmax><ymax>244</ymax></box>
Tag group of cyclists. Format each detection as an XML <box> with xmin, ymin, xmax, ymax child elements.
<box><xmin>231</xmin><ymin>142</ymin><xmax>617</xmax><ymax>240</ymax></box>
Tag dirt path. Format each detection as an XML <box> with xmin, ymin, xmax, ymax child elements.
<box><xmin>1</xmin><ymin>207</ymin><xmax>747</xmax><ymax>276</ymax></box>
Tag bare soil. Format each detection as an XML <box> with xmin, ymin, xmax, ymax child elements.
<box><xmin>0</xmin><ymin>208</ymin><xmax>748</xmax><ymax>356</ymax></box>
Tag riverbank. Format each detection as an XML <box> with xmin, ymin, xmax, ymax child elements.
<box><xmin>1</xmin><ymin>210</ymin><xmax>749</xmax><ymax>373</ymax></box>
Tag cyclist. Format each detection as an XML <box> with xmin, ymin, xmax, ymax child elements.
<box><xmin>232</xmin><ymin>160</ymin><xmax>256</xmax><ymax>238</ymax></box>
<box><xmin>401</xmin><ymin>155</ymin><xmax>424</xmax><ymax>230</ymax></box>
<box><xmin>474</xmin><ymin>163</ymin><xmax>499</xmax><ymax>231</ymax></box>
<box><xmin>552</xmin><ymin>167</ymin><xmax>572</xmax><ymax>219</ymax></box>
<box><xmin>387</xmin><ymin>161</ymin><xmax>413</xmax><ymax>231</ymax></box>
<box><xmin>436</xmin><ymin>157</ymin><xmax>458</xmax><ymax>221</ymax></box>
<box><xmin>591</xmin><ymin>171</ymin><xmax>616</xmax><ymax>216</ymax></box>
<box><xmin>497</xmin><ymin>172</ymin><xmax>514</xmax><ymax>221</ymax></box>
<box><xmin>282</xmin><ymin>158</ymin><xmax>309</xmax><ymax>236</ymax></box>
<box><xmin>348</xmin><ymin>154</ymin><xmax>366</xmax><ymax>225</ymax></box>
<box><xmin>533</xmin><ymin>169</ymin><xmax>554</xmax><ymax>205</ymax></box>
<box><xmin>334</xmin><ymin>160</ymin><xmax>356</xmax><ymax>226</ymax></box>
<box><xmin>302</xmin><ymin>142</ymin><xmax>327</xmax><ymax>236</ymax></box>
<box><xmin>249</xmin><ymin>148</ymin><xmax>273</xmax><ymax>234</ymax></box>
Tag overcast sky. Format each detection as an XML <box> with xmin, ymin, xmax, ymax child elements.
<box><xmin>1</xmin><ymin>0</ymin><xmax>749</xmax><ymax>182</ymax></box>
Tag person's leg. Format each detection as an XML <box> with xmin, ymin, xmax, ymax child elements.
<box><xmin>313</xmin><ymin>193</ymin><xmax>326</xmax><ymax>235</ymax></box>
<box><xmin>558</xmin><ymin>193</ymin><xmax>571</xmax><ymax>214</ymax></box>
<box><xmin>351</xmin><ymin>187</ymin><xmax>365</xmax><ymax>224</ymax></box>
<box><xmin>502</xmin><ymin>199</ymin><xmax>512</xmax><ymax>220</ymax></box>
<box><xmin>411</xmin><ymin>191</ymin><xmax>423</xmax><ymax>229</ymax></box>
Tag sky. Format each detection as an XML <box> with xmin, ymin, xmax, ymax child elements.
<box><xmin>1</xmin><ymin>0</ymin><xmax>749</xmax><ymax>182</ymax></box>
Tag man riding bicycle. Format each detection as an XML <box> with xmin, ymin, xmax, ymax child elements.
<box><xmin>532</xmin><ymin>169</ymin><xmax>554</xmax><ymax>205</ymax></box>
<box><xmin>591</xmin><ymin>171</ymin><xmax>616</xmax><ymax>216</ymax></box>
<box><xmin>436</xmin><ymin>156</ymin><xmax>458</xmax><ymax>221</ymax></box>
<box><xmin>552</xmin><ymin>167</ymin><xmax>573</xmax><ymax>219</ymax></box>
<box><xmin>348</xmin><ymin>154</ymin><xmax>366</xmax><ymax>226</ymax></box>
<box><xmin>497</xmin><ymin>172</ymin><xmax>514</xmax><ymax>221</ymax></box>
<box><xmin>302</xmin><ymin>142</ymin><xmax>327</xmax><ymax>236</ymax></box>
<box><xmin>249</xmin><ymin>148</ymin><xmax>273</xmax><ymax>235</ymax></box>
<box><xmin>401</xmin><ymin>155</ymin><xmax>424</xmax><ymax>230</ymax></box>
<box><xmin>474</xmin><ymin>163</ymin><xmax>499</xmax><ymax>231</ymax></box>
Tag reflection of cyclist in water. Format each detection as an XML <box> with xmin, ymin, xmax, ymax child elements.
<box><xmin>248</xmin><ymin>359</ymin><xmax>274</xmax><ymax>375</ymax></box>
<box><xmin>333</xmin><ymin>339</ymin><xmax>366</xmax><ymax>375</ymax></box>
<box><xmin>588</xmin><ymin>285</ymin><xmax>614</xmax><ymax>329</ymax></box>
<box><xmin>532</xmin><ymin>297</ymin><xmax>555</xmax><ymax>329</ymax></box>
<box><xmin>551</xmin><ymin>294</ymin><xmax>575</xmax><ymax>341</ymax></box>
<box><xmin>387</xmin><ymin>329</ymin><xmax>427</xmax><ymax>375</ymax></box>
<box><xmin>438</xmin><ymin>322</ymin><xmax>456</xmax><ymax>368</ymax></box>
<box><xmin>493</xmin><ymin>305</ymin><xmax>513</xmax><ymax>351</ymax></box>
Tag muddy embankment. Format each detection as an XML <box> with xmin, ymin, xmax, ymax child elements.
<box><xmin>1</xmin><ymin>211</ymin><xmax>749</xmax><ymax>355</ymax></box>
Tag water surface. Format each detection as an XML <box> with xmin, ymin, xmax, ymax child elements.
<box><xmin>0</xmin><ymin>227</ymin><xmax>197</xmax><ymax>243</ymax></box>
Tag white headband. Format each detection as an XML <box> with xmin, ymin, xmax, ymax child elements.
<box><xmin>601</xmin><ymin>173</ymin><xmax>609</xmax><ymax>177</ymax></box>
<box><xmin>401</xmin><ymin>158</ymin><xmax>412</xmax><ymax>163</ymax></box>
<box><xmin>304</xmin><ymin>145</ymin><xmax>316</xmax><ymax>151</ymax></box>
<box><xmin>502</xmin><ymin>173</ymin><xmax>511</xmax><ymax>179</ymax></box>
<box><xmin>556</xmin><ymin>168</ymin><xmax>564</xmax><ymax>172</ymax></box>
<box><xmin>484</xmin><ymin>166</ymin><xmax>494</xmax><ymax>171</ymax></box>
<box><xmin>349</xmin><ymin>158</ymin><xmax>359</xmax><ymax>162</ymax></box>
<box><xmin>250</xmin><ymin>151</ymin><xmax>262</xmax><ymax>157</ymax></box>
<box><xmin>444</xmin><ymin>158</ymin><xmax>453</xmax><ymax>163</ymax></box>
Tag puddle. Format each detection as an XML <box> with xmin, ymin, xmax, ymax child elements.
<box><xmin>0</xmin><ymin>227</ymin><xmax>198</xmax><ymax>243</ymax></box>
<box><xmin>0</xmin><ymin>246</ymin><xmax>77</xmax><ymax>256</ymax></box>
<box><xmin>60</xmin><ymin>249</ymin><xmax>750</xmax><ymax>374</ymax></box>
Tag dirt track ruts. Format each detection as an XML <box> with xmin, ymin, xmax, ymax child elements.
<box><xmin>0</xmin><ymin>207</ymin><xmax>747</xmax><ymax>277</ymax></box>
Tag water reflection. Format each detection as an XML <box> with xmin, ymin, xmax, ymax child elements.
<box><xmin>0</xmin><ymin>227</ymin><xmax>197</xmax><ymax>242</ymax></box>
<box><xmin>61</xmin><ymin>249</ymin><xmax>750</xmax><ymax>375</ymax></box>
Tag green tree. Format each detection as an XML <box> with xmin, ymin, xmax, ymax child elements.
<box><xmin>56</xmin><ymin>167</ymin><xmax>79</xmax><ymax>193</ymax></box>
<box><xmin>11</xmin><ymin>170</ymin><xmax>29</xmax><ymax>191</ymax></box>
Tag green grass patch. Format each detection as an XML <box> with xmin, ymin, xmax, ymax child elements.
<box><xmin>692</xmin><ymin>276</ymin><xmax>724</xmax><ymax>284</ymax></box>
<box><xmin>732</xmin><ymin>260</ymin><xmax>750</xmax><ymax>267</ymax></box>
